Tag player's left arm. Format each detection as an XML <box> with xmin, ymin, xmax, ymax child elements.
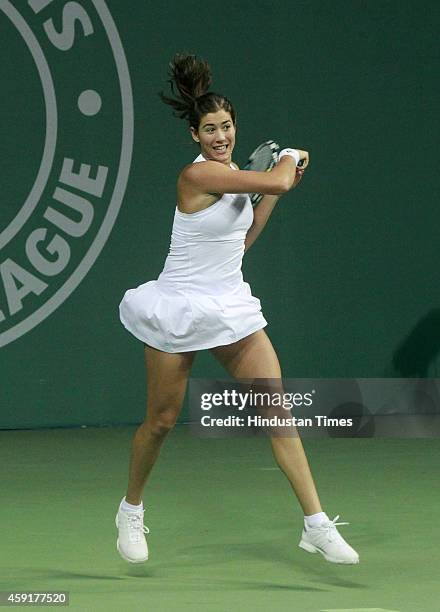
<box><xmin>231</xmin><ymin>161</ymin><xmax>281</xmax><ymax>252</ymax></box>
<box><xmin>244</xmin><ymin>195</ymin><xmax>281</xmax><ymax>252</ymax></box>
<box><xmin>244</xmin><ymin>168</ymin><xmax>305</xmax><ymax>252</ymax></box>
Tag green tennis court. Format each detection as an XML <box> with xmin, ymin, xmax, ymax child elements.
<box><xmin>1</xmin><ymin>426</ymin><xmax>438</xmax><ymax>611</ymax></box>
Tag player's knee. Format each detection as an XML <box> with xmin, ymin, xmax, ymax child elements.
<box><xmin>145</xmin><ymin>411</ymin><xmax>178</xmax><ymax>437</ymax></box>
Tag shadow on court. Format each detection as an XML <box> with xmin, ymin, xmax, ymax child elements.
<box><xmin>125</xmin><ymin>577</ymin><xmax>328</xmax><ymax>593</ymax></box>
<box><xmin>144</xmin><ymin>542</ymin><xmax>367</xmax><ymax>592</ymax></box>
<box><xmin>3</xmin><ymin>564</ymin><xmax>341</xmax><ymax>594</ymax></box>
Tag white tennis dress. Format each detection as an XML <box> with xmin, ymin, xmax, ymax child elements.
<box><xmin>119</xmin><ymin>153</ymin><xmax>267</xmax><ymax>352</ymax></box>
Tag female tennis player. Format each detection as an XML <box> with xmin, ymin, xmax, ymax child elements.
<box><xmin>115</xmin><ymin>53</ymin><xmax>359</xmax><ymax>565</ymax></box>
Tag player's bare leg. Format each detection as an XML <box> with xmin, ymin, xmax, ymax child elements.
<box><xmin>126</xmin><ymin>345</ymin><xmax>196</xmax><ymax>504</ymax></box>
<box><xmin>211</xmin><ymin>329</ymin><xmax>322</xmax><ymax>515</ymax></box>
<box><xmin>211</xmin><ymin>330</ymin><xmax>359</xmax><ymax>564</ymax></box>
<box><xmin>116</xmin><ymin>345</ymin><xmax>195</xmax><ymax>563</ymax></box>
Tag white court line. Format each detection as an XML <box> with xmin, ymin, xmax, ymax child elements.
<box><xmin>321</xmin><ymin>608</ymin><xmax>400</xmax><ymax>612</ymax></box>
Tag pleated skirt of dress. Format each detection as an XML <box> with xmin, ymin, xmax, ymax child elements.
<box><xmin>119</xmin><ymin>280</ymin><xmax>267</xmax><ymax>353</ymax></box>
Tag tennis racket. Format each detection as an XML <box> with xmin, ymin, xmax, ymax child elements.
<box><xmin>244</xmin><ymin>140</ymin><xmax>279</xmax><ymax>206</ymax></box>
<box><xmin>244</xmin><ymin>140</ymin><xmax>305</xmax><ymax>206</ymax></box>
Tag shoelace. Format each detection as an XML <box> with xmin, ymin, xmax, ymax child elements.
<box><xmin>126</xmin><ymin>511</ymin><xmax>150</xmax><ymax>542</ymax></box>
<box><xmin>322</xmin><ymin>515</ymin><xmax>349</xmax><ymax>542</ymax></box>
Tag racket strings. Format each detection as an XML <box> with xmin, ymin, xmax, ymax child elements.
<box><xmin>244</xmin><ymin>140</ymin><xmax>280</xmax><ymax>205</ymax></box>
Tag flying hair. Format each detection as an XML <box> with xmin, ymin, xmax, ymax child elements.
<box><xmin>159</xmin><ymin>52</ymin><xmax>236</xmax><ymax>129</ymax></box>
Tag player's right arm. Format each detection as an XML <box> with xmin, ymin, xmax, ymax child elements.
<box><xmin>179</xmin><ymin>154</ymin><xmax>306</xmax><ymax>197</ymax></box>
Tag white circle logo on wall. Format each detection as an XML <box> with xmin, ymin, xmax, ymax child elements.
<box><xmin>0</xmin><ymin>0</ymin><xmax>133</xmax><ymax>347</ymax></box>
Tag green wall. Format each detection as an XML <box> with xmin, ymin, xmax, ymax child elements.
<box><xmin>1</xmin><ymin>0</ymin><xmax>439</xmax><ymax>428</ymax></box>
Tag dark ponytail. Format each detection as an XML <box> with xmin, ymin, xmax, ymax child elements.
<box><xmin>159</xmin><ymin>52</ymin><xmax>236</xmax><ymax>129</ymax></box>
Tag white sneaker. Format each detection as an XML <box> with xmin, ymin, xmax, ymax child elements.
<box><xmin>115</xmin><ymin>498</ymin><xmax>149</xmax><ymax>563</ymax></box>
<box><xmin>299</xmin><ymin>515</ymin><xmax>359</xmax><ymax>564</ymax></box>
